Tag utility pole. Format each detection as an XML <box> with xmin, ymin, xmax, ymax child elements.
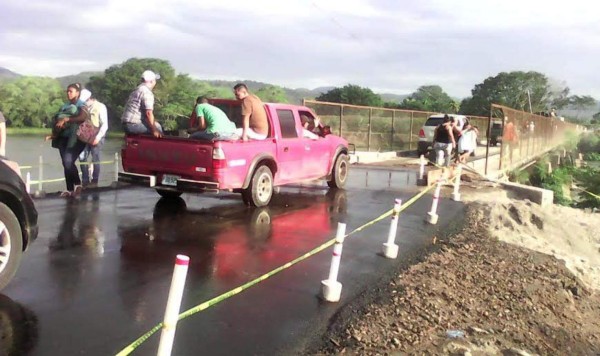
<box><xmin>527</xmin><ymin>90</ymin><xmax>533</xmax><ymax>113</ymax></box>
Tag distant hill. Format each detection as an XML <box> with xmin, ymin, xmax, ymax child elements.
<box><xmin>0</xmin><ymin>67</ymin><xmax>21</xmax><ymax>82</ymax></box>
<box><xmin>380</xmin><ymin>93</ymin><xmax>410</xmax><ymax>104</ymax></box>
<box><xmin>205</xmin><ymin>80</ymin><xmax>332</xmax><ymax>104</ymax></box>
<box><xmin>56</xmin><ymin>71</ymin><xmax>102</xmax><ymax>87</ymax></box>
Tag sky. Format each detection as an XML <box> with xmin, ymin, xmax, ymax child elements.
<box><xmin>1</xmin><ymin>0</ymin><xmax>599</xmax><ymax>98</ymax></box>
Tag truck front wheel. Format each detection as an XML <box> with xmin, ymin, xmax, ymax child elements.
<box><xmin>242</xmin><ymin>165</ymin><xmax>273</xmax><ymax>207</ymax></box>
<box><xmin>327</xmin><ymin>153</ymin><xmax>349</xmax><ymax>189</ymax></box>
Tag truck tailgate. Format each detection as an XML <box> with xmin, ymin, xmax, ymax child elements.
<box><xmin>122</xmin><ymin>135</ymin><xmax>214</xmax><ymax>179</ymax></box>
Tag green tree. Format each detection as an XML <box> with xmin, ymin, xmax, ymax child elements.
<box><xmin>399</xmin><ymin>85</ymin><xmax>455</xmax><ymax>113</ymax></box>
<box><xmin>88</xmin><ymin>58</ymin><xmax>234</xmax><ymax>130</ymax></box>
<box><xmin>316</xmin><ymin>84</ymin><xmax>383</xmax><ymax>107</ymax></box>
<box><xmin>0</xmin><ymin>76</ymin><xmax>63</xmax><ymax>127</ymax></box>
<box><xmin>459</xmin><ymin>71</ymin><xmax>564</xmax><ymax>116</ymax></box>
<box><xmin>255</xmin><ymin>85</ymin><xmax>288</xmax><ymax>103</ymax></box>
<box><xmin>569</xmin><ymin>95</ymin><xmax>597</xmax><ymax>119</ymax></box>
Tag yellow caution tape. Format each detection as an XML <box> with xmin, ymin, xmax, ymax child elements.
<box><xmin>114</xmin><ymin>183</ymin><xmax>438</xmax><ymax>356</ymax></box>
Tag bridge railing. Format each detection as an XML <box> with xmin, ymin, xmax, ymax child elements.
<box><xmin>20</xmin><ymin>152</ymin><xmax>121</xmax><ymax>196</ymax></box>
<box><xmin>491</xmin><ymin>104</ymin><xmax>582</xmax><ymax>174</ymax></box>
<box><xmin>303</xmin><ymin>99</ymin><xmax>488</xmax><ymax>152</ymax></box>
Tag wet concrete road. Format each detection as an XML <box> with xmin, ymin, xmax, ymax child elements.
<box><xmin>1</xmin><ymin>168</ymin><xmax>465</xmax><ymax>355</ymax></box>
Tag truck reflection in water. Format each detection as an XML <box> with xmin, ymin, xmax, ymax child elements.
<box><xmin>119</xmin><ymin>189</ymin><xmax>347</xmax><ymax>278</ymax></box>
<box><xmin>117</xmin><ymin>189</ymin><xmax>347</xmax><ymax>322</ymax></box>
<box><xmin>0</xmin><ymin>294</ymin><xmax>38</xmax><ymax>355</ymax></box>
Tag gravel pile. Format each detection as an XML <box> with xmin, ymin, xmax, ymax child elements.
<box><xmin>314</xmin><ymin>203</ymin><xmax>600</xmax><ymax>355</ymax></box>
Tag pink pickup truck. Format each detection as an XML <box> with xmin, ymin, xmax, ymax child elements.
<box><xmin>118</xmin><ymin>99</ymin><xmax>350</xmax><ymax>207</ymax></box>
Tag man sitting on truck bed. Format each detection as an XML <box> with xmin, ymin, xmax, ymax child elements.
<box><xmin>121</xmin><ymin>70</ymin><xmax>163</xmax><ymax>138</ymax></box>
<box><xmin>233</xmin><ymin>83</ymin><xmax>268</xmax><ymax>141</ymax></box>
<box><xmin>188</xmin><ymin>96</ymin><xmax>237</xmax><ymax>140</ymax></box>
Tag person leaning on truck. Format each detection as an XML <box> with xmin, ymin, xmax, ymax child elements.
<box><xmin>188</xmin><ymin>96</ymin><xmax>237</xmax><ymax>140</ymax></box>
<box><xmin>233</xmin><ymin>83</ymin><xmax>268</xmax><ymax>141</ymax></box>
<box><xmin>121</xmin><ymin>70</ymin><xmax>163</xmax><ymax>138</ymax></box>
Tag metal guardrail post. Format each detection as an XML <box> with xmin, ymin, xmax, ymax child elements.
<box><xmin>391</xmin><ymin>110</ymin><xmax>395</xmax><ymax>150</ymax></box>
<box><xmin>367</xmin><ymin>108</ymin><xmax>373</xmax><ymax>152</ymax></box>
<box><xmin>409</xmin><ymin>112</ymin><xmax>414</xmax><ymax>151</ymax></box>
<box><xmin>38</xmin><ymin>155</ymin><xmax>43</xmax><ymax>192</ymax></box>
<box><xmin>339</xmin><ymin>106</ymin><xmax>343</xmax><ymax>137</ymax></box>
<box><xmin>114</xmin><ymin>152</ymin><xmax>119</xmax><ymax>182</ymax></box>
<box><xmin>25</xmin><ymin>172</ymin><xmax>31</xmax><ymax>194</ymax></box>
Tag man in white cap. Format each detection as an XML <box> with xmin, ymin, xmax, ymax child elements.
<box><xmin>121</xmin><ymin>70</ymin><xmax>163</xmax><ymax>138</ymax></box>
<box><xmin>78</xmin><ymin>89</ymin><xmax>109</xmax><ymax>187</ymax></box>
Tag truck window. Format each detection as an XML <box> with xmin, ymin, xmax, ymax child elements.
<box><xmin>277</xmin><ymin>109</ymin><xmax>298</xmax><ymax>139</ymax></box>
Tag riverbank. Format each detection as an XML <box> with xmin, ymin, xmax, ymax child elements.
<box><xmin>308</xmin><ymin>182</ymin><xmax>600</xmax><ymax>355</ymax></box>
<box><xmin>7</xmin><ymin>127</ymin><xmax>124</xmax><ymax>139</ymax></box>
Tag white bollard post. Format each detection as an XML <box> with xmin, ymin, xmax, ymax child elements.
<box><xmin>451</xmin><ymin>165</ymin><xmax>462</xmax><ymax>202</ymax></box>
<box><xmin>426</xmin><ymin>179</ymin><xmax>443</xmax><ymax>225</ymax></box>
<box><xmin>157</xmin><ymin>255</ymin><xmax>190</xmax><ymax>356</ymax></box>
<box><xmin>321</xmin><ymin>223</ymin><xmax>346</xmax><ymax>302</ymax></box>
<box><xmin>38</xmin><ymin>155</ymin><xmax>43</xmax><ymax>193</ymax></box>
<box><xmin>417</xmin><ymin>154</ymin><xmax>426</xmax><ymax>186</ymax></box>
<box><xmin>25</xmin><ymin>172</ymin><xmax>31</xmax><ymax>194</ymax></box>
<box><xmin>382</xmin><ymin>199</ymin><xmax>402</xmax><ymax>259</ymax></box>
<box><xmin>114</xmin><ymin>152</ymin><xmax>119</xmax><ymax>183</ymax></box>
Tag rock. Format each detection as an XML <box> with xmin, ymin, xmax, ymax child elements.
<box><xmin>502</xmin><ymin>347</ymin><xmax>534</xmax><ymax>356</ymax></box>
<box><xmin>468</xmin><ymin>326</ymin><xmax>489</xmax><ymax>334</ymax></box>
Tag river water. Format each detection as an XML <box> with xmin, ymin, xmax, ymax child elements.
<box><xmin>6</xmin><ymin>135</ymin><xmax>123</xmax><ymax>193</ymax></box>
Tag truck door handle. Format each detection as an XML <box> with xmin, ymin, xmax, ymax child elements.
<box><xmin>130</xmin><ymin>141</ymin><xmax>139</xmax><ymax>148</ymax></box>
<box><xmin>284</xmin><ymin>147</ymin><xmax>289</xmax><ymax>152</ymax></box>
<box><xmin>305</xmin><ymin>146</ymin><xmax>310</xmax><ymax>150</ymax></box>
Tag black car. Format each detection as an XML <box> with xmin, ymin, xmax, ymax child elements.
<box><xmin>0</xmin><ymin>158</ymin><xmax>38</xmax><ymax>290</ymax></box>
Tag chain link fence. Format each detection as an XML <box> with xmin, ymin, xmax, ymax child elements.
<box><xmin>303</xmin><ymin>99</ymin><xmax>488</xmax><ymax>152</ymax></box>
<box><xmin>491</xmin><ymin>104</ymin><xmax>582</xmax><ymax>172</ymax></box>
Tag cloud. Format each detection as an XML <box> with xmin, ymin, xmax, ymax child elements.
<box><xmin>0</xmin><ymin>0</ymin><xmax>599</xmax><ymax>99</ymax></box>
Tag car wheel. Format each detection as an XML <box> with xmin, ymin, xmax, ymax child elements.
<box><xmin>242</xmin><ymin>165</ymin><xmax>273</xmax><ymax>207</ymax></box>
<box><xmin>0</xmin><ymin>203</ymin><xmax>23</xmax><ymax>291</ymax></box>
<box><xmin>155</xmin><ymin>189</ymin><xmax>183</xmax><ymax>199</ymax></box>
<box><xmin>327</xmin><ymin>153</ymin><xmax>349</xmax><ymax>189</ymax></box>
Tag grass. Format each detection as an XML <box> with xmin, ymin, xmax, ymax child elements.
<box><xmin>7</xmin><ymin>127</ymin><xmax>125</xmax><ymax>139</ymax></box>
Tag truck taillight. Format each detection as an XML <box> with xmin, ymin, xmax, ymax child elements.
<box><xmin>212</xmin><ymin>147</ymin><xmax>226</xmax><ymax>169</ymax></box>
<box><xmin>213</xmin><ymin>147</ymin><xmax>225</xmax><ymax>160</ymax></box>
<box><xmin>419</xmin><ymin>128</ymin><xmax>425</xmax><ymax>138</ymax></box>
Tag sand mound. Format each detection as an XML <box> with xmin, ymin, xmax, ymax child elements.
<box><xmin>462</xmin><ymin>186</ymin><xmax>600</xmax><ymax>291</ymax></box>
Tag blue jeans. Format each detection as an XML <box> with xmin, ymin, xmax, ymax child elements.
<box><xmin>57</xmin><ymin>138</ymin><xmax>87</xmax><ymax>191</ymax></box>
<box><xmin>79</xmin><ymin>138</ymin><xmax>105</xmax><ymax>184</ymax></box>
<box><xmin>190</xmin><ymin>131</ymin><xmax>236</xmax><ymax>141</ymax></box>
<box><xmin>123</xmin><ymin>121</ymin><xmax>163</xmax><ymax>135</ymax></box>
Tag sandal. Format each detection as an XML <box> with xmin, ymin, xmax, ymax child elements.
<box><xmin>73</xmin><ymin>185</ymin><xmax>83</xmax><ymax>197</ymax></box>
<box><xmin>60</xmin><ymin>191</ymin><xmax>72</xmax><ymax>198</ymax></box>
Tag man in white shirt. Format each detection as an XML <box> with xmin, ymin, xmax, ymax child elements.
<box><xmin>79</xmin><ymin>90</ymin><xmax>109</xmax><ymax>187</ymax></box>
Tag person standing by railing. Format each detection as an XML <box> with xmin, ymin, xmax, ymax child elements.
<box><xmin>79</xmin><ymin>90</ymin><xmax>109</xmax><ymax>188</ymax></box>
<box><xmin>49</xmin><ymin>83</ymin><xmax>90</xmax><ymax>197</ymax></box>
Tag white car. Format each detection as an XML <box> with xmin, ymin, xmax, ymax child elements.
<box><xmin>417</xmin><ymin>114</ymin><xmax>468</xmax><ymax>156</ymax></box>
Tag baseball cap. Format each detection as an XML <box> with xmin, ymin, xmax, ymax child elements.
<box><xmin>79</xmin><ymin>89</ymin><xmax>92</xmax><ymax>102</ymax></box>
<box><xmin>142</xmin><ymin>70</ymin><xmax>160</xmax><ymax>82</ymax></box>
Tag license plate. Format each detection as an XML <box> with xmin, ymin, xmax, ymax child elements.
<box><xmin>161</xmin><ymin>174</ymin><xmax>180</xmax><ymax>186</ymax></box>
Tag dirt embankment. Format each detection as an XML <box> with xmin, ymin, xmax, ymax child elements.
<box><xmin>312</xmin><ymin>187</ymin><xmax>600</xmax><ymax>355</ymax></box>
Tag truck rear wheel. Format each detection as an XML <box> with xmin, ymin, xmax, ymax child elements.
<box><xmin>327</xmin><ymin>153</ymin><xmax>349</xmax><ymax>189</ymax></box>
<box><xmin>242</xmin><ymin>165</ymin><xmax>273</xmax><ymax>207</ymax></box>
<box><xmin>155</xmin><ymin>189</ymin><xmax>183</xmax><ymax>199</ymax></box>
